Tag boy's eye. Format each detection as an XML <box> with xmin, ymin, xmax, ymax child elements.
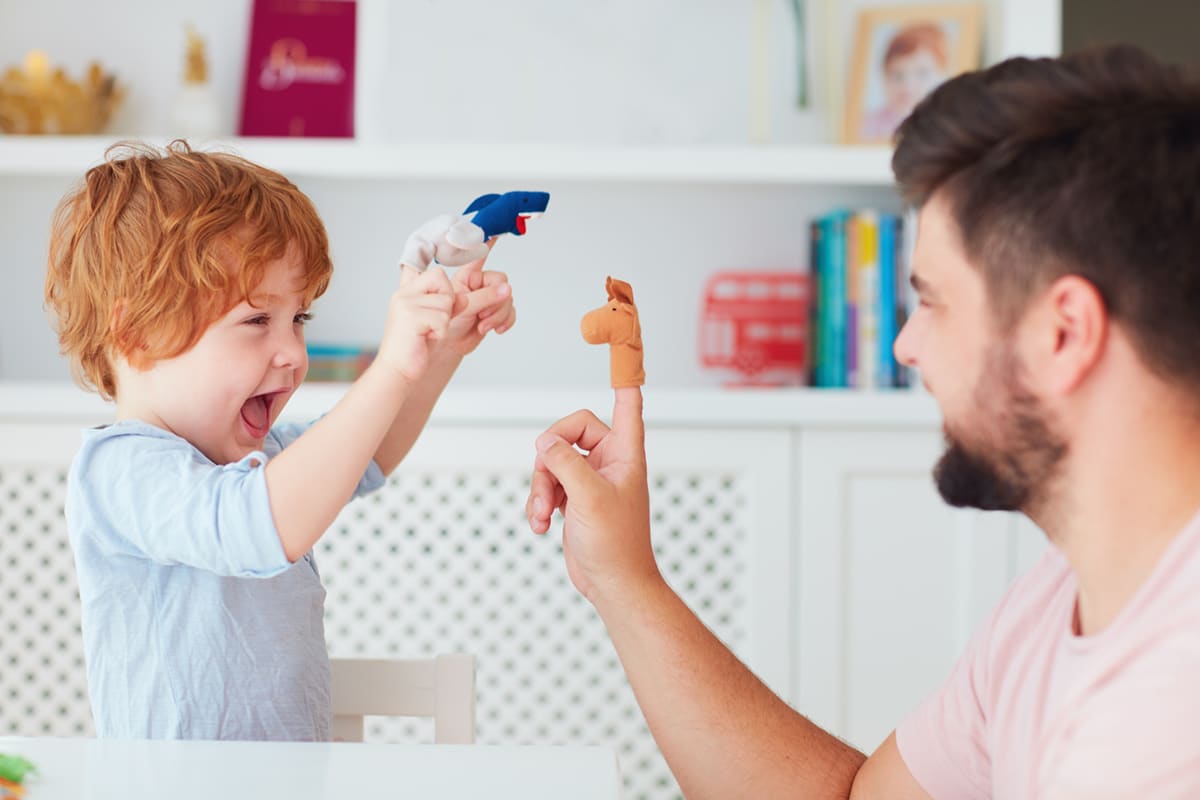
<box><xmin>246</xmin><ymin>315</ymin><xmax>269</xmax><ymax>326</ymax></box>
<box><xmin>294</xmin><ymin>312</ymin><xmax>313</xmax><ymax>325</ymax></box>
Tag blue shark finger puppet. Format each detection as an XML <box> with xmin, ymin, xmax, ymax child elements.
<box><xmin>399</xmin><ymin>190</ymin><xmax>550</xmax><ymax>272</ymax></box>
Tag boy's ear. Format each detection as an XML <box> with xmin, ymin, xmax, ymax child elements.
<box><xmin>108</xmin><ymin>299</ymin><xmax>150</xmax><ymax>369</ymax></box>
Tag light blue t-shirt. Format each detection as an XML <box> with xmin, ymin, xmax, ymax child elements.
<box><xmin>65</xmin><ymin>419</ymin><xmax>385</xmax><ymax>741</ymax></box>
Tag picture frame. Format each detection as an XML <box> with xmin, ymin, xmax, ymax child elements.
<box><xmin>843</xmin><ymin>3</ymin><xmax>983</xmax><ymax>145</ymax></box>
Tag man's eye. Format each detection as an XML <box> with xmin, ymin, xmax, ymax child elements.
<box><xmin>295</xmin><ymin>312</ymin><xmax>313</xmax><ymax>325</ymax></box>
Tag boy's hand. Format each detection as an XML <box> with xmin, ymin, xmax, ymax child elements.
<box><xmin>438</xmin><ymin>246</ymin><xmax>517</xmax><ymax>357</ymax></box>
<box><xmin>374</xmin><ymin>266</ymin><xmax>456</xmax><ymax>383</ymax></box>
<box><xmin>526</xmin><ymin>388</ymin><xmax>660</xmax><ymax>605</ymax></box>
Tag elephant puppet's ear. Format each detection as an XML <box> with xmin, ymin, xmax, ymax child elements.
<box><xmin>608</xmin><ymin>278</ymin><xmax>635</xmax><ymax>305</ymax></box>
<box><xmin>604</xmin><ymin>275</ymin><xmax>617</xmax><ymax>301</ymax></box>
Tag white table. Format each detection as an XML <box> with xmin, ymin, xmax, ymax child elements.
<box><xmin>0</xmin><ymin>737</ymin><xmax>621</xmax><ymax>799</ymax></box>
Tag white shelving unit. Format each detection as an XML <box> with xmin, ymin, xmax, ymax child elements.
<box><xmin>0</xmin><ymin>0</ymin><xmax>1059</xmax><ymax>390</ymax></box>
<box><xmin>0</xmin><ymin>136</ymin><xmax>895</xmax><ymax>184</ymax></box>
<box><xmin>0</xmin><ymin>379</ymin><xmax>940</xmax><ymax>428</ymax></box>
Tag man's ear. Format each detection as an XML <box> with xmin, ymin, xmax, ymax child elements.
<box><xmin>1032</xmin><ymin>275</ymin><xmax>1107</xmax><ymax>395</ymax></box>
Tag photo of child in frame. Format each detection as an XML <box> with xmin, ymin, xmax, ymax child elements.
<box><xmin>844</xmin><ymin>4</ymin><xmax>983</xmax><ymax>145</ymax></box>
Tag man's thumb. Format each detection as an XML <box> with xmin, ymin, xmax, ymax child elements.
<box><xmin>536</xmin><ymin>433</ymin><xmax>600</xmax><ymax>496</ymax></box>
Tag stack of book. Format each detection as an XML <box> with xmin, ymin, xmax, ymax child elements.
<box><xmin>809</xmin><ymin>209</ymin><xmax>914</xmax><ymax>388</ymax></box>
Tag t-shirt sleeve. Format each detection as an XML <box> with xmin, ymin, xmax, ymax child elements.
<box><xmin>74</xmin><ymin>429</ymin><xmax>290</xmax><ymax>578</ymax></box>
<box><xmin>267</xmin><ymin>421</ymin><xmax>386</xmax><ymax>498</ymax></box>
<box><xmin>895</xmin><ymin>615</ymin><xmax>996</xmax><ymax>800</ymax></box>
<box><xmin>1037</xmin><ymin>633</ymin><xmax>1200</xmax><ymax>799</ymax></box>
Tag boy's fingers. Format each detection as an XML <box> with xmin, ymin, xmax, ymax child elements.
<box><xmin>414</xmin><ymin>292</ymin><xmax>454</xmax><ymax>314</ymax></box>
<box><xmin>455</xmin><ymin>282</ymin><xmax>511</xmax><ymax>318</ymax></box>
<box><xmin>398</xmin><ymin>263</ymin><xmax>421</xmax><ymax>285</ymax></box>
<box><xmin>450</xmin><ymin>238</ymin><xmax>497</xmax><ymax>290</ymax></box>
<box><xmin>481</xmin><ymin>305</ymin><xmax>516</xmax><ymax>335</ymax></box>
<box><xmin>417</xmin><ymin>266</ymin><xmax>454</xmax><ymax>294</ymax></box>
<box><xmin>480</xmin><ymin>269</ymin><xmax>509</xmax><ymax>287</ymax></box>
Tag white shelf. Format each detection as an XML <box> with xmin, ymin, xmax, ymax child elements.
<box><xmin>0</xmin><ymin>136</ymin><xmax>896</xmax><ymax>185</ymax></box>
<box><xmin>0</xmin><ymin>381</ymin><xmax>938</xmax><ymax>428</ymax></box>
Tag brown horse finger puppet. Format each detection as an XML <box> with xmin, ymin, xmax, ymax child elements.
<box><xmin>580</xmin><ymin>276</ymin><xmax>645</xmax><ymax>388</ymax></box>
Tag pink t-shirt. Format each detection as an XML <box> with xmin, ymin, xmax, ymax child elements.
<box><xmin>896</xmin><ymin>510</ymin><xmax>1200</xmax><ymax>799</ymax></box>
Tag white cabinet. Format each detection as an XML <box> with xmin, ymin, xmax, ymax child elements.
<box><xmin>794</xmin><ymin>428</ymin><xmax>1047</xmax><ymax>751</ymax></box>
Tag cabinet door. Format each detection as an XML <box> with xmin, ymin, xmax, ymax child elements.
<box><xmin>794</xmin><ymin>427</ymin><xmax>1040</xmax><ymax>753</ymax></box>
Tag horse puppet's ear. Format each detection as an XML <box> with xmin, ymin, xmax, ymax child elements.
<box><xmin>606</xmin><ymin>276</ymin><xmax>635</xmax><ymax>305</ymax></box>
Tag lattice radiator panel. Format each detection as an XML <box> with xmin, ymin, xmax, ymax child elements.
<box><xmin>0</xmin><ymin>465</ymin><xmax>92</xmax><ymax>736</ymax></box>
<box><xmin>0</xmin><ymin>462</ymin><xmax>751</xmax><ymax>800</ymax></box>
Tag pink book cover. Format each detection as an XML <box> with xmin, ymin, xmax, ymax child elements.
<box><xmin>238</xmin><ymin>0</ymin><xmax>356</xmax><ymax>137</ymax></box>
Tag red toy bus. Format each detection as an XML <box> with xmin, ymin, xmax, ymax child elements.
<box><xmin>698</xmin><ymin>271</ymin><xmax>809</xmax><ymax>382</ymax></box>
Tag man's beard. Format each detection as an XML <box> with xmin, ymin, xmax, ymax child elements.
<box><xmin>933</xmin><ymin>347</ymin><xmax>1066</xmax><ymax>513</ymax></box>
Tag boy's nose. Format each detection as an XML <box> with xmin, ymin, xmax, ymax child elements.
<box><xmin>272</xmin><ymin>331</ymin><xmax>306</xmax><ymax>369</ymax></box>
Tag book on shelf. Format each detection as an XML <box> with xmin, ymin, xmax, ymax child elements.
<box><xmin>809</xmin><ymin>208</ymin><xmax>913</xmax><ymax>389</ymax></box>
<box><xmin>239</xmin><ymin>0</ymin><xmax>357</xmax><ymax>138</ymax></box>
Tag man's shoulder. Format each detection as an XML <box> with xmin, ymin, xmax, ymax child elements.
<box><xmin>988</xmin><ymin>547</ymin><xmax>1075</xmax><ymax>633</ymax></box>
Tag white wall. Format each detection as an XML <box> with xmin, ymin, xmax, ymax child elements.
<box><xmin>0</xmin><ymin>0</ymin><xmax>833</xmax><ymax>144</ymax></box>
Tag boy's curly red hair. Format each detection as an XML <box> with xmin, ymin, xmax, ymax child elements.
<box><xmin>45</xmin><ymin>140</ymin><xmax>333</xmax><ymax>400</ymax></box>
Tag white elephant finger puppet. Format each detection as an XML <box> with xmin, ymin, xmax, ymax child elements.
<box><xmin>581</xmin><ymin>276</ymin><xmax>645</xmax><ymax>388</ymax></box>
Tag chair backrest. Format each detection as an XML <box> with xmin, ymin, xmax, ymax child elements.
<box><xmin>330</xmin><ymin>654</ymin><xmax>476</xmax><ymax>744</ymax></box>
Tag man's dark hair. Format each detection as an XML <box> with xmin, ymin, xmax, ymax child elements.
<box><xmin>893</xmin><ymin>44</ymin><xmax>1200</xmax><ymax>388</ymax></box>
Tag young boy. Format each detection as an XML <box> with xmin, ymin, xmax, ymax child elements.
<box><xmin>44</xmin><ymin>140</ymin><xmax>515</xmax><ymax>740</ymax></box>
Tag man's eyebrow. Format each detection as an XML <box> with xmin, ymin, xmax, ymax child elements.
<box><xmin>910</xmin><ymin>272</ymin><xmax>938</xmax><ymax>299</ymax></box>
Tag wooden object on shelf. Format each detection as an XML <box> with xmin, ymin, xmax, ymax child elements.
<box><xmin>169</xmin><ymin>25</ymin><xmax>223</xmax><ymax>139</ymax></box>
<box><xmin>0</xmin><ymin>51</ymin><xmax>123</xmax><ymax>135</ymax></box>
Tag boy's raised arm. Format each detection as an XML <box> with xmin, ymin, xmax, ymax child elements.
<box><xmin>265</xmin><ymin>266</ymin><xmax>453</xmax><ymax>561</ymax></box>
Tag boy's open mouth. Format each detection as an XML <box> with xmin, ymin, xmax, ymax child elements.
<box><xmin>240</xmin><ymin>390</ymin><xmax>284</xmax><ymax>439</ymax></box>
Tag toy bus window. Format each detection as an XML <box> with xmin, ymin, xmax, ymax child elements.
<box><xmin>747</xmin><ymin>323</ymin><xmax>771</xmax><ymax>340</ymax></box>
<box><xmin>777</xmin><ymin>281</ymin><xmax>805</xmax><ymax>300</ymax></box>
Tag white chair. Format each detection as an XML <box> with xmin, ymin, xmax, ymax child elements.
<box><xmin>330</xmin><ymin>654</ymin><xmax>476</xmax><ymax>744</ymax></box>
